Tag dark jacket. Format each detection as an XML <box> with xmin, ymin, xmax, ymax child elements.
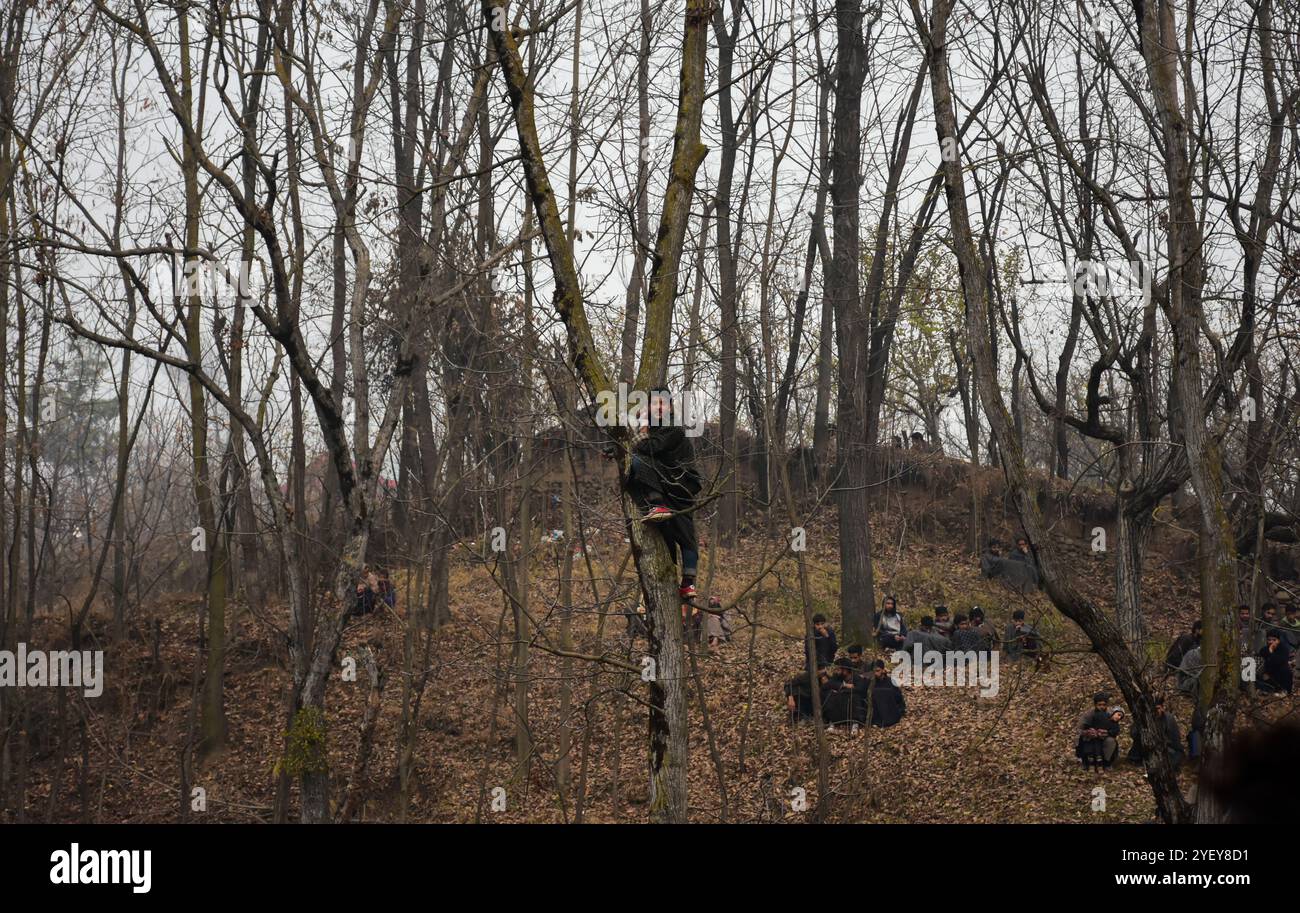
<box><xmin>1164</xmin><ymin>632</ymin><xmax>1198</xmax><ymax>676</ymax></box>
<box><xmin>822</xmin><ymin>673</ymin><xmax>867</xmax><ymax>725</ymax></box>
<box><xmin>1127</xmin><ymin>710</ymin><xmax>1184</xmax><ymax>768</ymax></box>
<box><xmin>1256</xmin><ymin>643</ymin><xmax>1294</xmax><ymax>694</ymax></box>
<box><xmin>868</xmin><ymin>675</ymin><xmax>906</xmax><ymax>727</ymax></box>
<box><xmin>808</xmin><ymin>628</ymin><xmax>838</xmax><ymax>670</ymax></box>
<box><xmin>784</xmin><ymin>673</ymin><xmax>817</xmax><ymax>721</ymax></box>
<box><xmin>630</xmin><ymin>425</ymin><xmax>701</xmax><ymax>502</ymax></box>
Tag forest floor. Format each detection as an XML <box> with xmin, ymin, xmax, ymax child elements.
<box><xmin>12</xmin><ymin>509</ymin><xmax>1300</xmax><ymax>824</ymax></box>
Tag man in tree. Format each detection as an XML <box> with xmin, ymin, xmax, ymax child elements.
<box><xmin>809</xmin><ymin>613</ymin><xmax>838</xmax><ymax>670</ymax></box>
<box><xmin>1127</xmin><ymin>695</ymin><xmax>1184</xmax><ymax>770</ymax></box>
<box><xmin>1164</xmin><ymin>619</ymin><xmax>1202</xmax><ymax>679</ymax></box>
<box><xmin>619</xmin><ymin>390</ymin><xmax>703</xmax><ymax>599</ymax></box>
<box><xmin>873</xmin><ymin>595</ymin><xmax>908</xmax><ymax>650</ymax></box>
<box><xmin>1256</xmin><ymin>630</ymin><xmax>1294</xmax><ymax>695</ymax></box>
<box><xmin>1076</xmin><ymin>693</ymin><xmax>1122</xmax><ymax>769</ymax></box>
<box><xmin>867</xmin><ymin>659</ymin><xmax>906</xmax><ymax>728</ymax></box>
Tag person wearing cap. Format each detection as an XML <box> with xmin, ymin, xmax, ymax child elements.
<box><xmin>1076</xmin><ymin>692</ymin><xmax>1121</xmax><ymax>769</ymax></box>
<box><xmin>867</xmin><ymin>659</ymin><xmax>906</xmax><ymax>728</ymax></box>
<box><xmin>822</xmin><ymin>658</ymin><xmax>867</xmax><ymax>726</ymax></box>
<box><xmin>1127</xmin><ymin>695</ymin><xmax>1184</xmax><ymax>770</ymax></box>
<box><xmin>1256</xmin><ymin>629</ymin><xmax>1294</xmax><ymax>694</ymax></box>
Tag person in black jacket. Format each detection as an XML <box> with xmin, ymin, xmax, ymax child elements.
<box><xmin>867</xmin><ymin>659</ymin><xmax>906</xmax><ymax>727</ymax></box>
<box><xmin>784</xmin><ymin>668</ymin><xmax>827</xmax><ymax>724</ymax></box>
<box><xmin>1076</xmin><ymin>692</ymin><xmax>1122</xmax><ymax>769</ymax></box>
<box><xmin>1256</xmin><ymin>630</ymin><xmax>1294</xmax><ymax>694</ymax></box>
<box><xmin>1126</xmin><ymin>696</ymin><xmax>1184</xmax><ymax>770</ymax></box>
<box><xmin>618</xmin><ymin>391</ymin><xmax>703</xmax><ymax>599</ymax></box>
<box><xmin>822</xmin><ymin>659</ymin><xmax>866</xmax><ymax>726</ymax></box>
<box><xmin>808</xmin><ymin>613</ymin><xmax>838</xmax><ymax>670</ymax></box>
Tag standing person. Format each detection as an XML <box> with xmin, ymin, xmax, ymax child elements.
<box><xmin>615</xmin><ymin>390</ymin><xmax>703</xmax><ymax>599</ymax></box>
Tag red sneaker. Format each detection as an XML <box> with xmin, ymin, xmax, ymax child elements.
<box><xmin>679</xmin><ymin>583</ymin><xmax>697</xmax><ymax>599</ymax></box>
<box><xmin>642</xmin><ymin>505</ymin><xmax>673</xmax><ymax>522</ymax></box>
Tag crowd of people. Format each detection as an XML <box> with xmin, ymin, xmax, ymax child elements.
<box><xmin>782</xmin><ymin>598</ymin><xmax>1042</xmax><ymax>731</ymax></box>
<box><xmin>1167</xmin><ymin>601</ymin><xmax>1297</xmax><ymax>698</ymax></box>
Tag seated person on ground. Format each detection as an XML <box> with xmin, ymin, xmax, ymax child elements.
<box><xmin>933</xmin><ymin>604</ymin><xmax>954</xmax><ymax>639</ymax></box>
<box><xmin>706</xmin><ymin>595</ymin><xmax>732</xmax><ymax>646</ymax></box>
<box><xmin>873</xmin><ymin>595</ymin><xmax>908</xmax><ymax>650</ymax></box>
<box><xmin>1075</xmin><ymin>692</ymin><xmax>1122</xmax><ymax>769</ymax></box>
<box><xmin>949</xmin><ymin>614</ymin><xmax>984</xmax><ymax>654</ymax></box>
<box><xmin>969</xmin><ymin>606</ymin><xmax>1000</xmax><ymax>652</ymax></box>
<box><xmin>1010</xmin><ymin>535</ymin><xmax>1037</xmax><ymax>568</ymax></box>
<box><xmin>377</xmin><ymin>568</ymin><xmax>397</xmax><ymax>608</ymax></box>
<box><xmin>867</xmin><ymin>659</ymin><xmax>906</xmax><ymax>728</ymax></box>
<box><xmin>784</xmin><ymin>667</ymin><xmax>826</xmax><ymax>724</ymax></box>
<box><xmin>1002</xmin><ymin>609</ymin><xmax>1040</xmax><ymax>661</ymax></box>
<box><xmin>841</xmin><ymin>644</ymin><xmax>866</xmax><ymax>672</ymax></box>
<box><xmin>1163</xmin><ymin>619</ymin><xmax>1201</xmax><ymax>678</ymax></box>
<box><xmin>1256</xmin><ymin>630</ymin><xmax>1294</xmax><ymax>694</ymax></box>
<box><xmin>808</xmin><ymin>613</ymin><xmax>838</xmax><ymax>670</ymax></box>
<box><xmin>1126</xmin><ymin>695</ymin><xmax>1184</xmax><ymax>770</ymax></box>
<box><xmin>902</xmin><ymin>616</ymin><xmax>951</xmax><ymax>654</ymax></box>
<box><xmin>822</xmin><ymin>659</ymin><xmax>866</xmax><ymax>727</ymax></box>
<box><xmin>1279</xmin><ymin>603</ymin><xmax>1300</xmax><ymax>653</ymax></box>
<box><xmin>1176</xmin><ymin>640</ymin><xmax>1204</xmax><ymax>696</ymax></box>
